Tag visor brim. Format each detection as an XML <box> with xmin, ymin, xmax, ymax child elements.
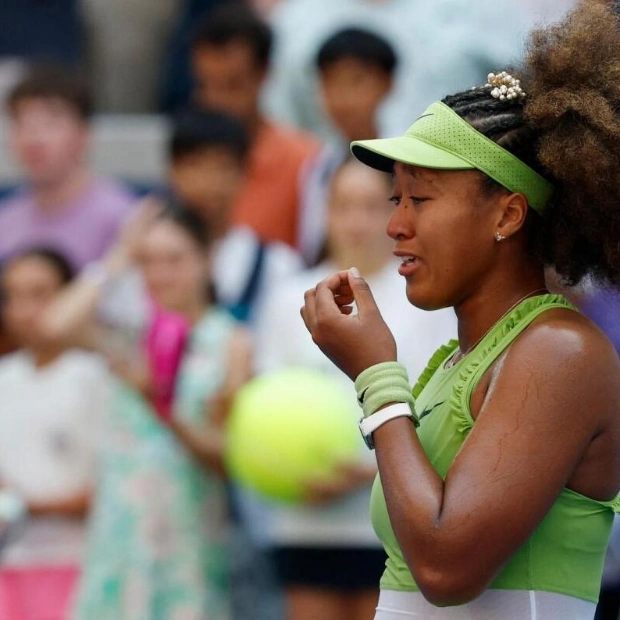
<box><xmin>351</xmin><ymin>136</ymin><xmax>476</xmax><ymax>173</ymax></box>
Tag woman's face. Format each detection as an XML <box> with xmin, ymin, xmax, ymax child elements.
<box><xmin>388</xmin><ymin>163</ymin><xmax>499</xmax><ymax>310</ymax></box>
<box><xmin>2</xmin><ymin>257</ymin><xmax>65</xmax><ymax>348</ymax></box>
<box><xmin>327</xmin><ymin>162</ymin><xmax>393</xmax><ymax>263</ymax></box>
<box><xmin>139</xmin><ymin>220</ymin><xmax>208</xmax><ymax>313</ymax></box>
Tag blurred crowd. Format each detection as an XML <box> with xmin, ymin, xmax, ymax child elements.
<box><xmin>3</xmin><ymin>1</ymin><xmax>620</xmax><ymax>620</ymax></box>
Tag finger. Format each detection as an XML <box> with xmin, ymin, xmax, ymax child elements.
<box><xmin>315</xmin><ymin>279</ymin><xmax>348</xmax><ymax>320</ymax></box>
<box><xmin>334</xmin><ymin>283</ymin><xmax>353</xmax><ymax>297</ymax></box>
<box><xmin>319</xmin><ymin>271</ymin><xmax>353</xmax><ymax>296</ymax></box>
<box><xmin>347</xmin><ymin>268</ymin><xmax>379</xmax><ymax>317</ymax></box>
<box><xmin>301</xmin><ymin>287</ymin><xmax>318</xmax><ymax>331</ymax></box>
<box><xmin>339</xmin><ymin>305</ymin><xmax>353</xmax><ymax>315</ymax></box>
<box><xmin>334</xmin><ymin>293</ymin><xmax>354</xmax><ymax>307</ymax></box>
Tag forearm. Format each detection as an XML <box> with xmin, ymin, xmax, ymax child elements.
<box><xmin>168</xmin><ymin>419</ymin><xmax>227</xmax><ymax>476</ymax></box>
<box><xmin>40</xmin><ymin>250</ymin><xmax>129</xmax><ymax>346</ymax></box>
<box><xmin>374</xmin><ymin>417</ymin><xmax>445</xmax><ymax>532</ymax></box>
<box><xmin>28</xmin><ymin>490</ymin><xmax>92</xmax><ymax>518</ymax></box>
<box><xmin>41</xmin><ymin>277</ymin><xmax>101</xmax><ymax>344</ymax></box>
<box><xmin>373</xmin><ymin>418</ymin><xmax>492</xmax><ymax>602</ymax></box>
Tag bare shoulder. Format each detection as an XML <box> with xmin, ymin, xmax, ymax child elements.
<box><xmin>499</xmin><ymin>306</ymin><xmax>620</xmax><ymax>425</ymax></box>
<box><xmin>511</xmin><ymin>307</ymin><xmax>620</xmax><ymax>372</ymax></box>
<box><xmin>467</xmin><ymin>306</ymin><xmax>620</xmax><ymax>501</ymax></box>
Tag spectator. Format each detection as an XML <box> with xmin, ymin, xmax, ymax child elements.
<box><xmin>159</xmin><ymin>0</ymin><xmax>233</xmax><ymax>114</ymax></box>
<box><xmin>256</xmin><ymin>159</ymin><xmax>456</xmax><ymax>620</ymax></box>
<box><xmin>169</xmin><ymin>107</ymin><xmax>303</xmax><ymax>325</ymax></box>
<box><xmin>42</xmin><ymin>202</ymin><xmax>252</xmax><ymax>619</ymax></box>
<box><xmin>263</xmin><ymin>0</ymin><xmax>530</xmax><ymax>139</ymax></box>
<box><xmin>0</xmin><ymin>65</ymin><xmax>135</xmax><ymax>271</ymax></box>
<box><xmin>300</xmin><ymin>27</ymin><xmax>397</xmax><ymax>264</ymax></box>
<box><xmin>191</xmin><ymin>3</ymin><xmax>320</xmax><ymax>250</ymax></box>
<box><xmin>0</xmin><ymin>248</ymin><xmax>109</xmax><ymax>620</ymax></box>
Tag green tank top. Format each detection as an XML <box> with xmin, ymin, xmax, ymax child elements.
<box><xmin>370</xmin><ymin>294</ymin><xmax>620</xmax><ymax>602</ymax></box>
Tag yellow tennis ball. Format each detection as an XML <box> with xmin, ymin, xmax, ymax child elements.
<box><xmin>226</xmin><ymin>368</ymin><xmax>361</xmax><ymax>503</ymax></box>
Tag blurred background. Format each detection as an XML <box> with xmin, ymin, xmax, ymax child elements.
<box><xmin>3</xmin><ymin>2</ymin><xmax>619</xmax><ymax>620</ymax></box>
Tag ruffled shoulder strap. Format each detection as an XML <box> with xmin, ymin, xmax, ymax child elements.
<box><xmin>599</xmin><ymin>494</ymin><xmax>620</xmax><ymax>514</ymax></box>
<box><xmin>412</xmin><ymin>340</ymin><xmax>459</xmax><ymax>399</ymax></box>
<box><xmin>449</xmin><ymin>294</ymin><xmax>575</xmax><ymax>433</ymax></box>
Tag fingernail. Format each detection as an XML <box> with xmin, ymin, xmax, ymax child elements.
<box><xmin>350</xmin><ymin>267</ymin><xmax>361</xmax><ymax>278</ymax></box>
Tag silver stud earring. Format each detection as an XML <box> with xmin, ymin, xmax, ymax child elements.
<box><xmin>495</xmin><ymin>232</ymin><xmax>506</xmax><ymax>242</ymax></box>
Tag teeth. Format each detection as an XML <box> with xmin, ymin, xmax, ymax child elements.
<box><xmin>401</xmin><ymin>257</ymin><xmax>417</xmax><ymax>265</ymax></box>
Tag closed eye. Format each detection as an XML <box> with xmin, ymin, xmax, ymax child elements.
<box><xmin>389</xmin><ymin>195</ymin><xmax>430</xmax><ymax>207</ymax></box>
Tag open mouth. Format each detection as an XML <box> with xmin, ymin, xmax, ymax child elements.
<box><xmin>395</xmin><ymin>252</ymin><xmax>421</xmax><ymax>277</ymax></box>
<box><xmin>400</xmin><ymin>256</ymin><xmax>419</xmax><ymax>267</ymax></box>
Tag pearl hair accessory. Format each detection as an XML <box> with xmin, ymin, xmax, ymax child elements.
<box><xmin>486</xmin><ymin>71</ymin><xmax>526</xmax><ymax>102</ymax></box>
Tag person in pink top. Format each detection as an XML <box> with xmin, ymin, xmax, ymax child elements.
<box><xmin>0</xmin><ymin>65</ymin><xmax>135</xmax><ymax>271</ymax></box>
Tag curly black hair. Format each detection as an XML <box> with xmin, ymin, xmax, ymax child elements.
<box><xmin>443</xmin><ymin>2</ymin><xmax>620</xmax><ymax>286</ymax></box>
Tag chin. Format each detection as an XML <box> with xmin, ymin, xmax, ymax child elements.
<box><xmin>150</xmin><ymin>295</ymin><xmax>180</xmax><ymax>314</ymax></box>
<box><xmin>405</xmin><ymin>281</ymin><xmax>449</xmax><ymax>312</ymax></box>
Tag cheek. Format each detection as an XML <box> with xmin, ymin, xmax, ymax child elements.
<box><xmin>4</xmin><ymin>301</ymin><xmax>36</xmax><ymax>328</ymax></box>
<box><xmin>421</xmin><ymin>215</ymin><xmax>494</xmax><ymax>289</ymax></box>
<box><xmin>34</xmin><ymin>128</ymin><xmax>82</xmax><ymax>166</ymax></box>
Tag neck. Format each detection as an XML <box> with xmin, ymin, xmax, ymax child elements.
<box><xmin>179</xmin><ymin>298</ymin><xmax>209</xmax><ymax>326</ymax></box>
<box><xmin>346</xmin><ymin>120</ymin><xmax>379</xmax><ymax>143</ymax></box>
<box><xmin>208</xmin><ymin>215</ymin><xmax>231</xmax><ymax>243</ymax></box>
<box><xmin>30</xmin><ymin>345</ymin><xmax>64</xmax><ymax>368</ymax></box>
<box><xmin>32</xmin><ymin>168</ymin><xmax>90</xmax><ymax>211</ymax></box>
<box><xmin>245</xmin><ymin>111</ymin><xmax>264</xmax><ymax>142</ymax></box>
<box><xmin>455</xmin><ymin>263</ymin><xmax>547</xmax><ymax>354</ymax></box>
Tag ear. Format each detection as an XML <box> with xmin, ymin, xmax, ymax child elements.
<box><xmin>495</xmin><ymin>192</ymin><xmax>529</xmax><ymax>240</ymax></box>
<box><xmin>378</xmin><ymin>70</ymin><xmax>394</xmax><ymax>99</ymax></box>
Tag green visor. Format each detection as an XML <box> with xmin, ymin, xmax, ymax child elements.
<box><xmin>351</xmin><ymin>101</ymin><xmax>554</xmax><ymax>213</ymax></box>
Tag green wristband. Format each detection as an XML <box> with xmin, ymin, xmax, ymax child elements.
<box><xmin>355</xmin><ymin>362</ymin><xmax>417</xmax><ymax>423</ymax></box>
<box><xmin>356</xmin><ymin>362</ymin><xmax>407</xmax><ymax>401</ymax></box>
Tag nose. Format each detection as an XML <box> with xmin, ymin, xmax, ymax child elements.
<box><xmin>386</xmin><ymin>202</ymin><xmax>414</xmax><ymax>241</ymax></box>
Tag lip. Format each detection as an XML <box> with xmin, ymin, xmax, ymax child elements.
<box><xmin>394</xmin><ymin>250</ymin><xmax>422</xmax><ymax>278</ymax></box>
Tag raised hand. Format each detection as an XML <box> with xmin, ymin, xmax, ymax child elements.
<box><xmin>105</xmin><ymin>196</ymin><xmax>164</xmax><ymax>274</ymax></box>
<box><xmin>301</xmin><ymin>267</ymin><xmax>397</xmax><ymax>380</ymax></box>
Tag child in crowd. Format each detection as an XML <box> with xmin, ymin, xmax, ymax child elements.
<box><xmin>191</xmin><ymin>2</ymin><xmax>319</xmax><ymax>250</ymax></box>
<box><xmin>264</xmin><ymin>0</ymin><xmax>528</xmax><ymax>139</ymax></box>
<box><xmin>42</xmin><ymin>201</ymin><xmax>252</xmax><ymax>619</ymax></box>
<box><xmin>300</xmin><ymin>27</ymin><xmax>397</xmax><ymax>264</ymax></box>
<box><xmin>169</xmin><ymin>107</ymin><xmax>303</xmax><ymax>325</ymax></box>
<box><xmin>0</xmin><ymin>248</ymin><xmax>110</xmax><ymax>620</ymax></box>
<box><xmin>0</xmin><ymin>65</ymin><xmax>135</xmax><ymax>270</ymax></box>
<box><xmin>257</xmin><ymin>159</ymin><xmax>456</xmax><ymax>620</ymax></box>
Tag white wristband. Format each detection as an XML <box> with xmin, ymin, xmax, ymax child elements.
<box><xmin>359</xmin><ymin>402</ymin><xmax>415</xmax><ymax>450</ymax></box>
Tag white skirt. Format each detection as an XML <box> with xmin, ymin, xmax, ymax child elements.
<box><xmin>374</xmin><ymin>589</ymin><xmax>596</xmax><ymax>620</ymax></box>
